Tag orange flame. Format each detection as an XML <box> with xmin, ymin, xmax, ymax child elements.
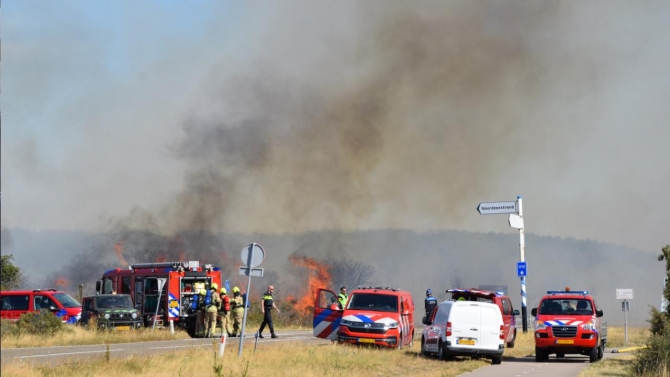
<box><xmin>155</xmin><ymin>255</ymin><xmax>167</xmax><ymax>263</ymax></box>
<box><xmin>54</xmin><ymin>277</ymin><xmax>69</xmax><ymax>290</ymax></box>
<box><xmin>114</xmin><ymin>241</ymin><xmax>129</xmax><ymax>267</ymax></box>
<box><xmin>288</xmin><ymin>255</ymin><xmax>332</xmax><ymax>313</ymax></box>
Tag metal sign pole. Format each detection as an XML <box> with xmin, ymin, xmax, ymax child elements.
<box><xmin>624</xmin><ymin>299</ymin><xmax>628</xmax><ymax>346</ymax></box>
<box><xmin>238</xmin><ymin>244</ymin><xmax>254</xmax><ymax>358</ymax></box>
<box><xmin>518</xmin><ymin>196</ymin><xmax>527</xmax><ymax>333</ymax></box>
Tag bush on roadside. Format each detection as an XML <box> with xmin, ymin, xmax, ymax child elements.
<box><xmin>648</xmin><ymin>305</ymin><xmax>670</xmax><ymax>336</ymax></box>
<box><xmin>1</xmin><ymin>318</ymin><xmax>21</xmax><ymax>337</ymax></box>
<box><xmin>15</xmin><ymin>309</ymin><xmax>71</xmax><ymax>336</ymax></box>
<box><xmin>631</xmin><ymin>331</ymin><xmax>670</xmax><ymax>376</ymax></box>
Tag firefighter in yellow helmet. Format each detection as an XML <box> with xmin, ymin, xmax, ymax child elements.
<box><xmin>204</xmin><ymin>283</ymin><xmax>221</xmax><ymax>338</ymax></box>
<box><xmin>195</xmin><ymin>289</ymin><xmax>207</xmax><ymax>337</ymax></box>
<box><xmin>217</xmin><ymin>287</ymin><xmax>232</xmax><ymax>337</ymax></box>
<box><xmin>230</xmin><ymin>286</ymin><xmax>244</xmax><ymax>337</ymax></box>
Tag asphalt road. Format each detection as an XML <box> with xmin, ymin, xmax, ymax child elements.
<box><xmin>460</xmin><ymin>348</ymin><xmax>627</xmax><ymax>377</ymax></box>
<box><xmin>0</xmin><ymin>330</ymin><xmax>328</xmax><ymax>365</ymax></box>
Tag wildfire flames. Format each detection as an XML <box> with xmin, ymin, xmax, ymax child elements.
<box><xmin>288</xmin><ymin>255</ymin><xmax>332</xmax><ymax>313</ymax></box>
<box><xmin>54</xmin><ymin>277</ymin><xmax>69</xmax><ymax>289</ymax></box>
<box><xmin>155</xmin><ymin>255</ymin><xmax>167</xmax><ymax>263</ymax></box>
<box><xmin>114</xmin><ymin>241</ymin><xmax>129</xmax><ymax>267</ymax></box>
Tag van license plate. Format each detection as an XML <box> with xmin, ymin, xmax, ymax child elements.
<box><xmin>458</xmin><ymin>339</ymin><xmax>475</xmax><ymax>345</ymax></box>
<box><xmin>359</xmin><ymin>338</ymin><xmax>375</xmax><ymax>344</ymax></box>
<box><xmin>115</xmin><ymin>326</ymin><xmax>130</xmax><ymax>331</ymax></box>
<box><xmin>556</xmin><ymin>339</ymin><xmax>573</xmax><ymax>344</ymax></box>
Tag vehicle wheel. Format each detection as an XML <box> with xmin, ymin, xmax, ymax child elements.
<box><xmin>556</xmin><ymin>353</ymin><xmax>565</xmax><ymax>358</ymax></box>
<box><xmin>491</xmin><ymin>355</ymin><xmax>503</xmax><ymax>365</ymax></box>
<box><xmin>589</xmin><ymin>346</ymin><xmax>598</xmax><ymax>363</ymax></box>
<box><xmin>535</xmin><ymin>347</ymin><xmax>547</xmax><ymax>362</ymax></box>
<box><xmin>421</xmin><ymin>337</ymin><xmax>428</xmax><ymax>356</ymax></box>
<box><xmin>597</xmin><ymin>343</ymin><xmax>604</xmax><ymax>360</ymax></box>
<box><xmin>438</xmin><ymin>341</ymin><xmax>446</xmax><ymax>361</ymax></box>
<box><xmin>507</xmin><ymin>329</ymin><xmax>516</xmax><ymax>348</ymax></box>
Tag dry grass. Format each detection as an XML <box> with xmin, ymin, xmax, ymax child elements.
<box><xmin>579</xmin><ymin>355</ymin><xmax>635</xmax><ymax>377</ymax></box>
<box><xmin>1</xmin><ymin>339</ymin><xmax>491</xmax><ymax>377</ymax></box>
<box><xmin>0</xmin><ymin>325</ymin><xmax>191</xmax><ymax>349</ymax></box>
<box><xmin>604</xmin><ymin>326</ymin><xmax>649</xmax><ymax>348</ymax></box>
<box><xmin>502</xmin><ymin>330</ymin><xmax>536</xmax><ymax>358</ymax></box>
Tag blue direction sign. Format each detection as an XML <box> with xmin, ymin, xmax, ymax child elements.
<box><xmin>517</xmin><ymin>261</ymin><xmax>527</xmax><ymax>277</ymax></box>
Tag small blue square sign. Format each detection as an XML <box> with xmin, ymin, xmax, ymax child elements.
<box><xmin>517</xmin><ymin>261</ymin><xmax>527</xmax><ymax>277</ymax></box>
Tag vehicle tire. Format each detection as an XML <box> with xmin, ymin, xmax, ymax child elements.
<box><xmin>589</xmin><ymin>345</ymin><xmax>598</xmax><ymax>363</ymax></box>
<box><xmin>491</xmin><ymin>355</ymin><xmax>503</xmax><ymax>365</ymax></box>
<box><xmin>438</xmin><ymin>341</ymin><xmax>446</xmax><ymax>361</ymax></box>
<box><xmin>535</xmin><ymin>347</ymin><xmax>547</xmax><ymax>362</ymax></box>
<box><xmin>421</xmin><ymin>337</ymin><xmax>428</xmax><ymax>356</ymax></box>
<box><xmin>507</xmin><ymin>329</ymin><xmax>516</xmax><ymax>348</ymax></box>
<box><xmin>597</xmin><ymin>343</ymin><xmax>604</xmax><ymax>360</ymax></box>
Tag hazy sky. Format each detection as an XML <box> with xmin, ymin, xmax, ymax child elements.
<box><xmin>2</xmin><ymin>1</ymin><xmax>669</xmax><ymax>253</ymax></box>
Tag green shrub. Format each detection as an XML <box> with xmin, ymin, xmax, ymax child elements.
<box><xmin>649</xmin><ymin>305</ymin><xmax>670</xmax><ymax>336</ymax></box>
<box><xmin>16</xmin><ymin>309</ymin><xmax>69</xmax><ymax>336</ymax></box>
<box><xmin>1</xmin><ymin>318</ymin><xmax>21</xmax><ymax>337</ymax></box>
<box><xmin>631</xmin><ymin>331</ymin><xmax>670</xmax><ymax>376</ymax></box>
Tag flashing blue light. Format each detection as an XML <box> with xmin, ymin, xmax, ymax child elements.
<box><xmin>213</xmin><ymin>267</ymin><xmax>221</xmax><ymax>271</ymax></box>
<box><xmin>103</xmin><ymin>269</ymin><xmax>115</xmax><ymax>275</ymax></box>
<box><xmin>517</xmin><ymin>195</ymin><xmax>522</xmax><ymax>199</ymax></box>
<box><xmin>547</xmin><ymin>290</ymin><xmax>589</xmax><ymax>295</ymax></box>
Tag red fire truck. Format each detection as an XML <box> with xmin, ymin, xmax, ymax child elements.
<box><xmin>95</xmin><ymin>261</ymin><xmax>222</xmax><ymax>336</ymax></box>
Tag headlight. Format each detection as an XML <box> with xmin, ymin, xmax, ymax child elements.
<box><xmin>104</xmin><ymin>314</ymin><xmax>111</xmax><ymax>319</ymax></box>
<box><xmin>131</xmin><ymin>313</ymin><xmax>138</xmax><ymax>319</ymax></box>
<box><xmin>581</xmin><ymin>320</ymin><xmax>596</xmax><ymax>331</ymax></box>
<box><xmin>385</xmin><ymin>321</ymin><xmax>399</xmax><ymax>329</ymax></box>
<box><xmin>535</xmin><ymin>321</ymin><xmax>546</xmax><ymax>330</ymax></box>
<box><xmin>340</xmin><ymin>319</ymin><xmax>353</xmax><ymax>326</ymax></box>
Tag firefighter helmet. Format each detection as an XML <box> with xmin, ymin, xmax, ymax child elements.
<box><xmin>211</xmin><ymin>283</ymin><xmax>218</xmax><ymax>290</ymax></box>
<box><xmin>199</xmin><ymin>289</ymin><xmax>206</xmax><ymax>296</ymax></box>
<box><xmin>220</xmin><ymin>287</ymin><xmax>227</xmax><ymax>294</ymax></box>
<box><xmin>233</xmin><ymin>286</ymin><xmax>240</xmax><ymax>293</ymax></box>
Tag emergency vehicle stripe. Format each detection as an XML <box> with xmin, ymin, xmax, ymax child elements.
<box><xmin>353</xmin><ymin>315</ymin><xmax>374</xmax><ymax>323</ymax></box>
<box><xmin>168</xmin><ymin>293</ymin><xmax>179</xmax><ymax>318</ymax></box>
<box><xmin>544</xmin><ymin>320</ymin><xmax>584</xmax><ymax>326</ymax></box>
<box><xmin>313</xmin><ymin>310</ymin><xmax>341</xmax><ymax>338</ymax></box>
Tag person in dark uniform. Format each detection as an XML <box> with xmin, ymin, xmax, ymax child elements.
<box><xmin>257</xmin><ymin>285</ymin><xmax>280</xmax><ymax>338</ymax></box>
<box><xmin>424</xmin><ymin>289</ymin><xmax>438</xmax><ymax>318</ymax></box>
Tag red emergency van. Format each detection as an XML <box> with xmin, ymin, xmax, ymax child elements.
<box><xmin>313</xmin><ymin>286</ymin><xmax>415</xmax><ymax>349</ymax></box>
<box><xmin>531</xmin><ymin>289</ymin><xmax>606</xmax><ymax>362</ymax></box>
<box><xmin>0</xmin><ymin>289</ymin><xmax>81</xmax><ymax>324</ymax></box>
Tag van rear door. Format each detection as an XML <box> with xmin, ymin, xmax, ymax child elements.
<box><xmin>449</xmin><ymin>303</ymin><xmax>481</xmax><ymax>347</ymax></box>
<box><xmin>313</xmin><ymin>288</ymin><xmax>342</xmax><ymax>340</ymax></box>
<box><xmin>479</xmin><ymin>304</ymin><xmax>502</xmax><ymax>350</ymax></box>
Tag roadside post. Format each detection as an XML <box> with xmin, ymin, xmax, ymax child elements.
<box><xmin>218</xmin><ymin>333</ymin><xmax>227</xmax><ymax>357</ymax></box>
<box><xmin>477</xmin><ymin>196</ymin><xmax>528</xmax><ymax>332</ymax></box>
<box><xmin>616</xmin><ymin>288</ymin><xmax>633</xmax><ymax>345</ymax></box>
<box><xmin>238</xmin><ymin>243</ymin><xmax>265</xmax><ymax>358</ymax></box>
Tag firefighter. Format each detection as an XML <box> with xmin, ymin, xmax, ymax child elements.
<box><xmin>205</xmin><ymin>283</ymin><xmax>221</xmax><ymax>338</ymax></box>
<box><xmin>195</xmin><ymin>289</ymin><xmax>206</xmax><ymax>337</ymax></box>
<box><xmin>257</xmin><ymin>285</ymin><xmax>280</xmax><ymax>338</ymax></box>
<box><xmin>218</xmin><ymin>287</ymin><xmax>232</xmax><ymax>337</ymax></box>
<box><xmin>230</xmin><ymin>286</ymin><xmax>244</xmax><ymax>337</ymax></box>
<box><xmin>424</xmin><ymin>289</ymin><xmax>437</xmax><ymax>319</ymax></box>
<box><xmin>337</xmin><ymin>286</ymin><xmax>348</xmax><ymax>309</ymax></box>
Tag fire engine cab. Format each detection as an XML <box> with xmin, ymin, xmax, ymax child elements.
<box><xmin>531</xmin><ymin>288</ymin><xmax>606</xmax><ymax>363</ymax></box>
<box><xmin>96</xmin><ymin>261</ymin><xmax>222</xmax><ymax>336</ymax></box>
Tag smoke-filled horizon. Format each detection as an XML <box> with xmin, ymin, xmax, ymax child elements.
<box><xmin>3</xmin><ymin>1</ymin><xmax>670</xmax><ymax>254</ymax></box>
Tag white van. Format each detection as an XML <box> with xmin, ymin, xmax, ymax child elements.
<box><xmin>421</xmin><ymin>301</ymin><xmax>504</xmax><ymax>364</ymax></box>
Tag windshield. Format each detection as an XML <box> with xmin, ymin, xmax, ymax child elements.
<box><xmin>95</xmin><ymin>295</ymin><xmax>133</xmax><ymax>309</ymax></box>
<box><xmin>539</xmin><ymin>299</ymin><xmax>593</xmax><ymax>315</ymax></box>
<box><xmin>347</xmin><ymin>293</ymin><xmax>398</xmax><ymax>313</ymax></box>
<box><xmin>52</xmin><ymin>293</ymin><xmax>81</xmax><ymax>308</ymax></box>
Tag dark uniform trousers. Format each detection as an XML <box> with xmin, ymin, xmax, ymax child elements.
<box><xmin>259</xmin><ymin>309</ymin><xmax>275</xmax><ymax>335</ymax></box>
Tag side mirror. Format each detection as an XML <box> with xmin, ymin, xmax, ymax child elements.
<box><xmin>513</xmin><ymin>310</ymin><xmax>520</xmax><ymax>316</ymax></box>
<box><xmin>95</xmin><ymin>280</ymin><xmax>102</xmax><ymax>294</ymax></box>
<box><xmin>596</xmin><ymin>308</ymin><xmax>603</xmax><ymax>318</ymax></box>
<box><xmin>49</xmin><ymin>305</ymin><xmax>59</xmax><ymax>312</ymax></box>
<box><xmin>531</xmin><ymin>308</ymin><xmax>537</xmax><ymax>317</ymax></box>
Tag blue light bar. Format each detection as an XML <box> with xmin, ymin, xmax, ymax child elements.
<box><xmin>547</xmin><ymin>290</ymin><xmax>589</xmax><ymax>295</ymax></box>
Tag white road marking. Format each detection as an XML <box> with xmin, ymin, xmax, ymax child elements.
<box><xmin>16</xmin><ymin>349</ymin><xmax>124</xmax><ymax>359</ymax></box>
